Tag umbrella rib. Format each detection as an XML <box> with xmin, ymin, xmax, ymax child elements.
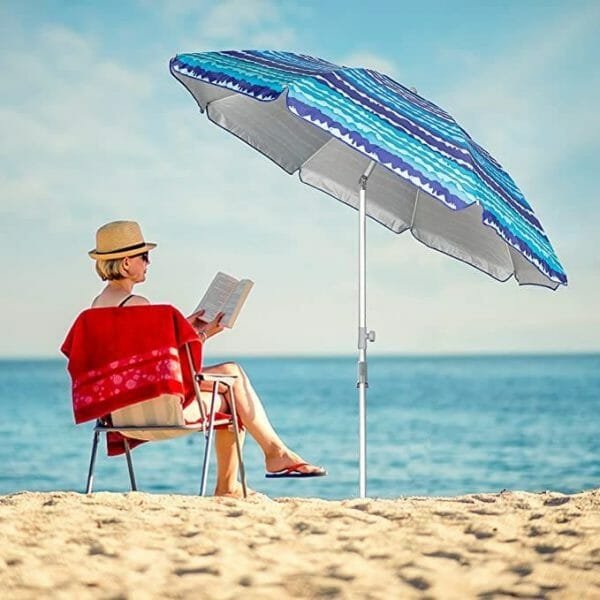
<box><xmin>506</xmin><ymin>240</ymin><xmax>521</xmax><ymax>284</ymax></box>
<box><xmin>409</xmin><ymin>187</ymin><xmax>420</xmax><ymax>230</ymax></box>
<box><xmin>299</xmin><ymin>137</ymin><xmax>335</xmax><ymax>173</ymax></box>
<box><xmin>205</xmin><ymin>90</ymin><xmax>239</xmax><ymax>110</ymax></box>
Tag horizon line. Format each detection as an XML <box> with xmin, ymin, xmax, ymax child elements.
<box><xmin>2</xmin><ymin>350</ymin><xmax>600</xmax><ymax>361</ymax></box>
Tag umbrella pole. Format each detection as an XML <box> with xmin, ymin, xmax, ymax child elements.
<box><xmin>357</xmin><ymin>160</ymin><xmax>376</xmax><ymax>498</ymax></box>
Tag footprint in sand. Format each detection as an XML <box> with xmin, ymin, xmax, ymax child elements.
<box><xmin>544</xmin><ymin>496</ymin><xmax>570</xmax><ymax>507</ymax></box>
<box><xmin>539</xmin><ymin>584</ymin><xmax>564</xmax><ymax>594</ymax></box>
<box><xmin>96</xmin><ymin>517</ymin><xmax>122</xmax><ymax>526</ymax></box>
<box><xmin>424</xmin><ymin>550</ymin><xmax>469</xmax><ymax>566</ymax></box>
<box><xmin>464</xmin><ymin>524</ymin><xmax>496</xmax><ymax>539</ymax></box>
<box><xmin>369</xmin><ymin>510</ymin><xmax>410</xmax><ymax>523</ymax></box>
<box><xmin>470</xmin><ymin>508</ymin><xmax>503</xmax><ymax>516</ymax></box>
<box><xmin>510</xmin><ymin>564</ymin><xmax>533</xmax><ymax>577</ymax></box>
<box><xmin>88</xmin><ymin>541</ymin><xmax>118</xmax><ymax>557</ymax></box>
<box><xmin>293</xmin><ymin>521</ymin><xmax>327</xmax><ymax>534</ymax></box>
<box><xmin>479</xmin><ymin>586</ymin><xmax>537</xmax><ymax>599</ymax></box>
<box><xmin>181</xmin><ymin>529</ymin><xmax>200</xmax><ymax>538</ymax></box>
<box><xmin>433</xmin><ymin>510</ymin><xmax>468</xmax><ymax>521</ymax></box>
<box><xmin>527</xmin><ymin>525</ymin><xmax>549</xmax><ymax>537</ymax></box>
<box><xmin>174</xmin><ymin>565</ymin><xmax>220</xmax><ymax>576</ymax></box>
<box><xmin>558</xmin><ymin>528</ymin><xmax>581</xmax><ymax>537</ymax></box>
<box><xmin>317</xmin><ymin>584</ymin><xmax>342</xmax><ymax>598</ymax></box>
<box><xmin>401</xmin><ymin>575</ymin><xmax>431</xmax><ymax>591</ymax></box>
<box><xmin>397</xmin><ymin>563</ymin><xmax>432</xmax><ymax>592</ymax></box>
<box><xmin>368</xmin><ymin>552</ymin><xmax>391</xmax><ymax>560</ymax></box>
<box><xmin>326</xmin><ymin>565</ymin><xmax>355</xmax><ymax>582</ymax></box>
<box><xmin>534</xmin><ymin>544</ymin><xmax>562</xmax><ymax>555</ymax></box>
<box><xmin>472</xmin><ymin>495</ymin><xmax>497</xmax><ymax>504</ymax></box>
<box><xmin>347</xmin><ymin>502</ymin><xmax>371</xmax><ymax>511</ymax></box>
<box><xmin>340</xmin><ymin>541</ymin><xmax>364</xmax><ymax>555</ymax></box>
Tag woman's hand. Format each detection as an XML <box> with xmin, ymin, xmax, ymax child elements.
<box><xmin>187</xmin><ymin>309</ymin><xmax>225</xmax><ymax>341</ymax></box>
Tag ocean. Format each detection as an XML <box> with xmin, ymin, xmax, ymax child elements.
<box><xmin>0</xmin><ymin>355</ymin><xmax>598</xmax><ymax>500</ymax></box>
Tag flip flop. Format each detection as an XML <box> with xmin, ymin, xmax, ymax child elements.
<box><xmin>265</xmin><ymin>462</ymin><xmax>327</xmax><ymax>479</ymax></box>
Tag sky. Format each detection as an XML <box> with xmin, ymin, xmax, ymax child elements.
<box><xmin>1</xmin><ymin>0</ymin><xmax>599</xmax><ymax>358</ymax></box>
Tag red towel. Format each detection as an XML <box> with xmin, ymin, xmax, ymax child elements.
<box><xmin>61</xmin><ymin>304</ymin><xmax>202</xmax><ymax>455</ymax></box>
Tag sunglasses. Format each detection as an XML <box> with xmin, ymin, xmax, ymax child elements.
<box><xmin>132</xmin><ymin>251</ymin><xmax>150</xmax><ymax>263</ymax></box>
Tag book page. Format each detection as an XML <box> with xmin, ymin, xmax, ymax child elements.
<box><xmin>221</xmin><ymin>279</ymin><xmax>254</xmax><ymax>328</ymax></box>
<box><xmin>193</xmin><ymin>272</ymin><xmax>239</xmax><ymax>322</ymax></box>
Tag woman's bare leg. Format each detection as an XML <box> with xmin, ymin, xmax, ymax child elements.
<box><xmin>202</xmin><ymin>362</ymin><xmax>324</xmax><ymax>475</ymax></box>
<box><xmin>213</xmin><ymin>428</ymin><xmax>246</xmax><ymax>497</ymax></box>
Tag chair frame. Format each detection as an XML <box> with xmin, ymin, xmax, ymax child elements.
<box><xmin>84</xmin><ymin>344</ymin><xmax>247</xmax><ymax>497</ymax></box>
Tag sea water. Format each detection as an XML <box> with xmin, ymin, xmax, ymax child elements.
<box><xmin>0</xmin><ymin>355</ymin><xmax>598</xmax><ymax>499</ymax></box>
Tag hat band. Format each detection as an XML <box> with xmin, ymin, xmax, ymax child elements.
<box><xmin>94</xmin><ymin>242</ymin><xmax>147</xmax><ymax>256</ymax></box>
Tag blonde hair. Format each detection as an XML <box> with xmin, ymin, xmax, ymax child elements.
<box><xmin>95</xmin><ymin>258</ymin><xmax>125</xmax><ymax>281</ymax></box>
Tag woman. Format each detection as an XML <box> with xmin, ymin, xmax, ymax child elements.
<box><xmin>88</xmin><ymin>220</ymin><xmax>326</xmax><ymax>497</ymax></box>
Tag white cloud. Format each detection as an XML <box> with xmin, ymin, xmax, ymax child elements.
<box><xmin>167</xmin><ymin>0</ymin><xmax>300</xmax><ymax>51</ymax></box>
<box><xmin>202</xmin><ymin>0</ymin><xmax>279</xmax><ymax>40</ymax></box>
<box><xmin>337</xmin><ymin>51</ymin><xmax>401</xmax><ymax>80</ymax></box>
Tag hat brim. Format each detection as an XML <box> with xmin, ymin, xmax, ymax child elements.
<box><xmin>88</xmin><ymin>242</ymin><xmax>157</xmax><ymax>260</ymax></box>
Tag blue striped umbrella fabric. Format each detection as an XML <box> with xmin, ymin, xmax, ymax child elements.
<box><xmin>170</xmin><ymin>49</ymin><xmax>566</xmax><ymax>289</ymax></box>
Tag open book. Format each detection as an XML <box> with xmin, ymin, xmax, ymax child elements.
<box><xmin>193</xmin><ymin>272</ymin><xmax>254</xmax><ymax>329</ymax></box>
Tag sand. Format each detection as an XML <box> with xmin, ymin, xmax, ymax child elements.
<box><xmin>0</xmin><ymin>489</ymin><xmax>599</xmax><ymax>599</ymax></box>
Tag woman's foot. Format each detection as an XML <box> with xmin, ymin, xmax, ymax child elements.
<box><xmin>214</xmin><ymin>481</ymin><xmax>268</xmax><ymax>499</ymax></box>
<box><xmin>265</xmin><ymin>451</ymin><xmax>326</xmax><ymax>477</ymax></box>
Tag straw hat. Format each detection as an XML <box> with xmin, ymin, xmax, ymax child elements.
<box><xmin>88</xmin><ymin>221</ymin><xmax>157</xmax><ymax>260</ymax></box>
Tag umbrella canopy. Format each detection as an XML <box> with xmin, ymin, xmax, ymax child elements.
<box><xmin>170</xmin><ymin>50</ymin><xmax>567</xmax><ymax>289</ymax></box>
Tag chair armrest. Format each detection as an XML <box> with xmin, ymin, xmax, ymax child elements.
<box><xmin>195</xmin><ymin>373</ymin><xmax>238</xmax><ymax>385</ymax></box>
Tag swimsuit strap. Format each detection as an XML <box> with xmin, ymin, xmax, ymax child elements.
<box><xmin>118</xmin><ymin>294</ymin><xmax>134</xmax><ymax>307</ymax></box>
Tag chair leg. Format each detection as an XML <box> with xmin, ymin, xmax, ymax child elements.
<box><xmin>123</xmin><ymin>438</ymin><xmax>137</xmax><ymax>491</ymax></box>
<box><xmin>228</xmin><ymin>387</ymin><xmax>247</xmax><ymax>498</ymax></box>
<box><xmin>85</xmin><ymin>429</ymin><xmax>100</xmax><ymax>494</ymax></box>
<box><xmin>199</xmin><ymin>382</ymin><xmax>219</xmax><ymax>496</ymax></box>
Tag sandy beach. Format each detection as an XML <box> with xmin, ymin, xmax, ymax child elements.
<box><xmin>0</xmin><ymin>489</ymin><xmax>598</xmax><ymax>599</ymax></box>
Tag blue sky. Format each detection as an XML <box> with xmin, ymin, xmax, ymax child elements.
<box><xmin>1</xmin><ymin>0</ymin><xmax>599</xmax><ymax>357</ymax></box>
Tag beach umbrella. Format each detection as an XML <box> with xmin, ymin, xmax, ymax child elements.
<box><xmin>169</xmin><ymin>50</ymin><xmax>567</xmax><ymax>498</ymax></box>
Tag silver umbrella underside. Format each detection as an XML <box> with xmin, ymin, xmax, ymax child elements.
<box><xmin>172</xmin><ymin>70</ymin><xmax>555</xmax><ymax>288</ymax></box>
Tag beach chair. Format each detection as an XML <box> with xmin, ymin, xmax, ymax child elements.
<box><xmin>61</xmin><ymin>304</ymin><xmax>247</xmax><ymax>497</ymax></box>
